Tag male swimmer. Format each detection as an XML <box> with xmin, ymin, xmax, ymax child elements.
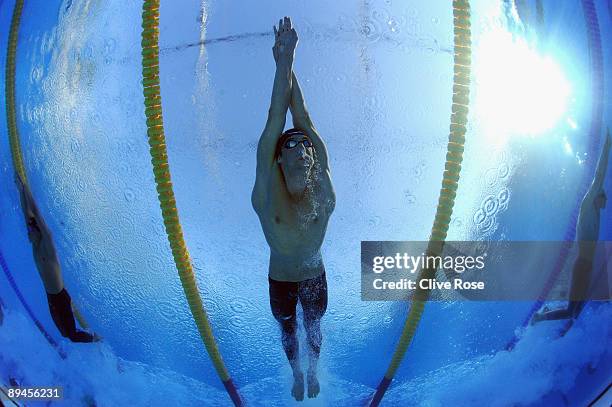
<box><xmin>532</xmin><ymin>130</ymin><xmax>611</xmax><ymax>324</ymax></box>
<box><xmin>15</xmin><ymin>174</ymin><xmax>98</xmax><ymax>343</ymax></box>
<box><xmin>251</xmin><ymin>17</ymin><xmax>336</xmax><ymax>401</ymax></box>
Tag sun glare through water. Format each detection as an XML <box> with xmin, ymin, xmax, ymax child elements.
<box><xmin>474</xmin><ymin>27</ymin><xmax>572</xmax><ymax>142</ymax></box>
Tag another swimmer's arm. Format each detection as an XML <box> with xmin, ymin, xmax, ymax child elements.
<box><xmin>252</xmin><ymin>18</ymin><xmax>296</xmax><ymax>211</ymax></box>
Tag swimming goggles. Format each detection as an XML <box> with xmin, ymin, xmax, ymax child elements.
<box><xmin>284</xmin><ymin>138</ymin><xmax>313</xmax><ymax>149</ymax></box>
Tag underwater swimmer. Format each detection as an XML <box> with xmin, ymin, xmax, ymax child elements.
<box><xmin>15</xmin><ymin>174</ymin><xmax>99</xmax><ymax>343</ymax></box>
<box><xmin>532</xmin><ymin>130</ymin><xmax>611</xmax><ymax>324</ymax></box>
<box><xmin>252</xmin><ymin>17</ymin><xmax>336</xmax><ymax>401</ymax></box>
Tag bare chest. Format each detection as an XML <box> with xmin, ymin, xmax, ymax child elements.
<box><xmin>262</xmin><ymin>197</ymin><xmax>329</xmax><ymax>255</ymax></box>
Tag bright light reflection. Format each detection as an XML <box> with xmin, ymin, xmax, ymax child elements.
<box><xmin>563</xmin><ymin>136</ymin><xmax>573</xmax><ymax>155</ymax></box>
<box><xmin>475</xmin><ymin>28</ymin><xmax>571</xmax><ymax>138</ymax></box>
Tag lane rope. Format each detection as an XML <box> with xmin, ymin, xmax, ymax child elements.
<box><xmin>369</xmin><ymin>1</ymin><xmax>472</xmax><ymax>405</ymax></box>
<box><xmin>5</xmin><ymin>0</ymin><xmax>27</xmax><ymax>184</ymax></box>
<box><xmin>140</xmin><ymin>1</ymin><xmax>242</xmax><ymax>405</ymax></box>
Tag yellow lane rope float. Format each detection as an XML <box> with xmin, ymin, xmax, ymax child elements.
<box><xmin>5</xmin><ymin>0</ymin><xmax>89</xmax><ymax>331</ymax></box>
<box><xmin>369</xmin><ymin>1</ymin><xmax>472</xmax><ymax>405</ymax></box>
<box><xmin>6</xmin><ymin>0</ymin><xmax>27</xmax><ymax>184</ymax></box>
<box><xmin>140</xmin><ymin>1</ymin><xmax>242</xmax><ymax>405</ymax></box>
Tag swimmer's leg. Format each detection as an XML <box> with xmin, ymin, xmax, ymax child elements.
<box><xmin>569</xmin><ymin>300</ymin><xmax>586</xmax><ymax>319</ymax></box>
<box><xmin>47</xmin><ymin>289</ymin><xmax>96</xmax><ymax>343</ymax></box>
<box><xmin>533</xmin><ymin>255</ymin><xmax>593</xmax><ymax>325</ymax></box>
<box><xmin>299</xmin><ymin>272</ymin><xmax>328</xmax><ymax>398</ymax></box>
<box><xmin>532</xmin><ymin>299</ymin><xmax>586</xmax><ymax>324</ymax></box>
<box><xmin>531</xmin><ymin>305</ymin><xmax>573</xmax><ymax>323</ymax></box>
<box><xmin>269</xmin><ymin>278</ymin><xmax>303</xmax><ymax>401</ymax></box>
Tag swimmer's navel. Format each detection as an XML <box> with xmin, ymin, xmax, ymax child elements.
<box><xmin>275</xmin><ymin>215</ymin><xmax>280</xmax><ymax>224</ymax></box>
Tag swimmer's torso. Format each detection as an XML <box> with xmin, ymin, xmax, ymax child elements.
<box><xmin>31</xmin><ymin>235</ymin><xmax>64</xmax><ymax>294</ymax></box>
<box><xmin>257</xmin><ymin>165</ymin><xmax>333</xmax><ymax>282</ymax></box>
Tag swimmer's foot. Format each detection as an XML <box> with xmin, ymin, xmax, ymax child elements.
<box><xmin>292</xmin><ymin>371</ymin><xmax>304</xmax><ymax>401</ymax></box>
<box><xmin>307</xmin><ymin>370</ymin><xmax>320</xmax><ymax>399</ymax></box>
<box><xmin>530</xmin><ymin>312</ymin><xmax>543</xmax><ymax>325</ymax></box>
<box><xmin>530</xmin><ymin>307</ymin><xmax>550</xmax><ymax>325</ymax></box>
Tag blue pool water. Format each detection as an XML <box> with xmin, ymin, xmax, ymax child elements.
<box><xmin>1</xmin><ymin>0</ymin><xmax>611</xmax><ymax>405</ymax></box>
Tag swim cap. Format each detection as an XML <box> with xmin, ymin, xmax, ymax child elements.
<box><xmin>275</xmin><ymin>128</ymin><xmax>311</xmax><ymax>159</ymax></box>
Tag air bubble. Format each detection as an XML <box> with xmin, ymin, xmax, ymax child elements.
<box><xmin>473</xmin><ymin>208</ymin><xmax>486</xmax><ymax>225</ymax></box>
<box><xmin>124</xmin><ymin>188</ymin><xmax>136</xmax><ymax>202</ymax></box>
<box><xmin>229</xmin><ymin>297</ymin><xmax>255</xmax><ymax>314</ymax></box>
<box><xmin>479</xmin><ymin>215</ymin><xmax>496</xmax><ymax>234</ymax></box>
<box><xmin>498</xmin><ymin>163</ymin><xmax>510</xmax><ymax>178</ymax></box>
<box><xmin>369</xmin><ymin>216</ymin><xmax>381</xmax><ymax>227</ymax></box>
<box><xmin>483</xmin><ymin>195</ymin><xmax>498</xmax><ymax>215</ymax></box>
<box><xmin>413</xmin><ymin>162</ymin><xmax>425</xmax><ymax>178</ymax></box>
<box><xmin>484</xmin><ymin>168</ymin><xmax>498</xmax><ymax>187</ymax></box>
<box><xmin>404</xmin><ymin>190</ymin><xmax>416</xmax><ymax>204</ymax></box>
<box><xmin>498</xmin><ymin>188</ymin><xmax>510</xmax><ymax>206</ymax></box>
<box><xmin>103</xmin><ymin>38</ymin><xmax>116</xmax><ymax>56</ymax></box>
<box><xmin>228</xmin><ymin>315</ymin><xmax>244</xmax><ymax>329</ymax></box>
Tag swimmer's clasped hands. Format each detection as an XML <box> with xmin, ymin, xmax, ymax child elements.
<box><xmin>273</xmin><ymin>16</ymin><xmax>298</xmax><ymax>65</ymax></box>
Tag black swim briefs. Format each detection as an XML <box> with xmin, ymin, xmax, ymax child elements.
<box><xmin>269</xmin><ymin>271</ymin><xmax>328</xmax><ymax>323</ymax></box>
<box><xmin>47</xmin><ymin>288</ymin><xmax>95</xmax><ymax>343</ymax></box>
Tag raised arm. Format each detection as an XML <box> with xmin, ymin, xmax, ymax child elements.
<box><xmin>289</xmin><ymin>72</ymin><xmax>330</xmax><ymax>171</ymax></box>
<box><xmin>290</xmin><ymin>71</ymin><xmax>335</xmax><ymax>213</ymax></box>
<box><xmin>15</xmin><ymin>174</ymin><xmax>41</xmax><ymax>224</ymax></box>
<box><xmin>252</xmin><ymin>17</ymin><xmax>297</xmax><ymax>211</ymax></box>
<box><xmin>15</xmin><ymin>174</ymin><xmax>54</xmax><ymax>244</ymax></box>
